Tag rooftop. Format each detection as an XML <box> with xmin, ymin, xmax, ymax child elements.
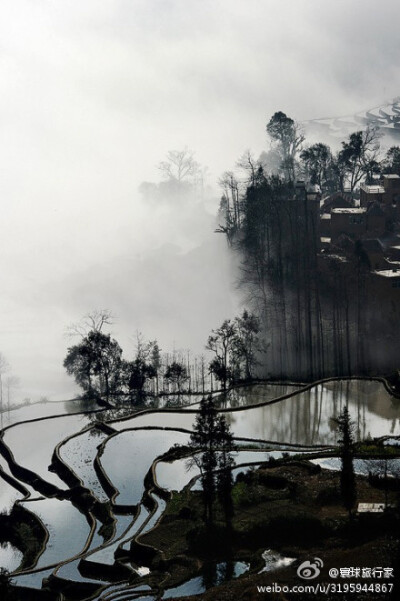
<box><xmin>374</xmin><ymin>269</ymin><xmax>400</xmax><ymax>278</ymax></box>
<box><xmin>331</xmin><ymin>208</ymin><xmax>367</xmax><ymax>214</ymax></box>
<box><xmin>357</xmin><ymin>503</ymin><xmax>386</xmax><ymax>513</ymax></box>
<box><xmin>360</xmin><ymin>184</ymin><xmax>385</xmax><ymax>194</ymax></box>
<box><xmin>383</xmin><ymin>174</ymin><xmax>400</xmax><ymax>179</ymax></box>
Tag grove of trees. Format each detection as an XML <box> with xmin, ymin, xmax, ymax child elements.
<box><xmin>63</xmin><ymin>310</ymin><xmax>259</xmax><ymax>404</ymax></box>
<box><xmin>216</xmin><ymin>111</ymin><xmax>400</xmax><ymax>380</ymax></box>
<box><xmin>263</xmin><ymin>111</ymin><xmax>383</xmax><ymax>192</ymax></box>
<box><xmin>207</xmin><ymin>311</ymin><xmax>260</xmax><ymax>390</ymax></box>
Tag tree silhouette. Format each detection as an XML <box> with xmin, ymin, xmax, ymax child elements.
<box><xmin>383</xmin><ymin>146</ymin><xmax>400</xmax><ymax>175</ymax></box>
<box><xmin>337</xmin><ymin>127</ymin><xmax>381</xmax><ymax>194</ymax></box>
<box><xmin>158</xmin><ymin>147</ymin><xmax>200</xmax><ymax>183</ymax></box>
<box><xmin>64</xmin><ymin>331</ymin><xmax>123</xmax><ymax>402</ymax></box>
<box><xmin>188</xmin><ymin>396</ymin><xmax>235</xmax><ymax>528</ymax></box>
<box><xmin>124</xmin><ymin>334</ymin><xmax>159</xmax><ymax>401</ymax></box>
<box><xmin>164</xmin><ymin>361</ymin><xmax>188</xmax><ymax>393</ymax></box>
<box><xmin>206</xmin><ymin>320</ymin><xmax>236</xmax><ymax>391</ymax></box>
<box><xmin>335</xmin><ymin>405</ymin><xmax>357</xmax><ymax>517</ymax></box>
<box><xmin>233</xmin><ymin>310</ymin><xmax>260</xmax><ymax>380</ymax></box>
<box><xmin>217</xmin><ymin>416</ymin><xmax>235</xmax><ymax>529</ymax></box>
<box><xmin>266</xmin><ymin>111</ymin><xmax>304</xmax><ymax>181</ymax></box>
<box><xmin>300</xmin><ymin>142</ymin><xmax>335</xmax><ymax>189</ymax></box>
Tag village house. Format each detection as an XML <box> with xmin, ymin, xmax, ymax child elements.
<box><xmin>330</xmin><ymin>207</ymin><xmax>367</xmax><ymax>242</ymax></box>
<box><xmin>319</xmin><ymin>174</ymin><xmax>399</xmax><ymax>247</ymax></box>
<box><xmin>360</xmin><ymin>174</ymin><xmax>400</xmax><ymax>220</ymax></box>
<box><xmin>314</xmin><ymin>173</ymin><xmax>400</xmax><ymax>290</ymax></box>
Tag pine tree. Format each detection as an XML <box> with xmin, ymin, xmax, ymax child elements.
<box><xmin>335</xmin><ymin>405</ymin><xmax>357</xmax><ymax>517</ymax></box>
<box><xmin>217</xmin><ymin>416</ymin><xmax>235</xmax><ymax>529</ymax></box>
<box><xmin>189</xmin><ymin>396</ymin><xmax>235</xmax><ymax>528</ymax></box>
<box><xmin>190</xmin><ymin>396</ymin><xmax>220</xmax><ymax>525</ymax></box>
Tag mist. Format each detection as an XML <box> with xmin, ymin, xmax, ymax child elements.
<box><xmin>1</xmin><ymin>0</ymin><xmax>400</xmax><ymax>401</ymax></box>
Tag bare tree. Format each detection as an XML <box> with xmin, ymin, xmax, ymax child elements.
<box><xmin>236</xmin><ymin>150</ymin><xmax>259</xmax><ymax>186</ymax></box>
<box><xmin>66</xmin><ymin>309</ymin><xmax>115</xmax><ymax>338</ymax></box>
<box><xmin>216</xmin><ymin>171</ymin><xmax>243</xmax><ymax>243</ymax></box>
<box><xmin>158</xmin><ymin>147</ymin><xmax>200</xmax><ymax>183</ymax></box>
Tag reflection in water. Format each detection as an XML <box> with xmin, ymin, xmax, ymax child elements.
<box><xmin>162</xmin><ymin>561</ymin><xmax>249</xmax><ymax>599</ymax></box>
<box><xmin>20</xmin><ymin>498</ymin><xmax>91</xmax><ymax>570</ymax></box>
<box><xmin>88</xmin><ymin>515</ymin><xmax>133</xmax><ymax>566</ymax></box>
<box><xmin>55</xmin><ymin>557</ymin><xmax>102</xmax><ymax>584</ymax></box>
<box><xmin>100</xmin><ymin>430</ymin><xmax>189</xmax><ymax>505</ymax></box>
<box><xmin>3</xmin><ymin>378</ymin><xmax>400</xmax><ymax>595</ymax></box>
<box><xmin>157</xmin><ymin>450</ymin><xmax>323</xmax><ymax>493</ymax></box>
<box><xmin>155</xmin><ymin>457</ymin><xmax>200</xmax><ymax>492</ymax></box>
<box><xmin>12</xmin><ymin>568</ymin><xmax>54</xmax><ymax>589</ymax></box>
<box><xmin>3</xmin><ymin>413</ymin><xmax>94</xmax><ymax>488</ymax></box>
<box><xmin>110</xmin><ymin>380</ymin><xmax>400</xmax><ymax>445</ymax></box>
<box><xmin>215</xmin><ymin>383</ymin><xmax>302</xmax><ymax>409</ymax></box>
<box><xmin>0</xmin><ymin>398</ymin><xmax>101</xmax><ymax>430</ymax></box>
<box><xmin>223</xmin><ymin>380</ymin><xmax>400</xmax><ymax>445</ymax></box>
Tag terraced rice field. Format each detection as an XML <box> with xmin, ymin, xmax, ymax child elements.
<box><xmin>1</xmin><ymin>377</ymin><xmax>400</xmax><ymax>600</ymax></box>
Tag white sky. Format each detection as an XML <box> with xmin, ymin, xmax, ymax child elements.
<box><xmin>0</xmin><ymin>0</ymin><xmax>399</xmax><ymax>400</ymax></box>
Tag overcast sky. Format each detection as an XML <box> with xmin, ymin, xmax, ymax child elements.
<box><xmin>0</xmin><ymin>0</ymin><xmax>399</xmax><ymax>400</ymax></box>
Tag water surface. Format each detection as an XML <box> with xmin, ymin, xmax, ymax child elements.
<box><xmin>59</xmin><ymin>427</ymin><xmax>109</xmax><ymax>501</ymax></box>
<box><xmin>113</xmin><ymin>380</ymin><xmax>400</xmax><ymax>445</ymax></box>
<box><xmin>0</xmin><ymin>398</ymin><xmax>100</xmax><ymax>429</ymax></box>
<box><xmin>215</xmin><ymin>383</ymin><xmax>302</xmax><ymax>409</ymax></box>
<box><xmin>162</xmin><ymin>561</ymin><xmax>249</xmax><ymax>599</ymax></box>
<box><xmin>0</xmin><ymin>473</ymin><xmax>23</xmax><ymax>513</ymax></box>
<box><xmin>3</xmin><ymin>413</ymin><xmax>96</xmax><ymax>488</ymax></box>
<box><xmin>20</xmin><ymin>498</ymin><xmax>91</xmax><ymax>569</ymax></box>
<box><xmin>100</xmin><ymin>430</ymin><xmax>189</xmax><ymax>505</ymax></box>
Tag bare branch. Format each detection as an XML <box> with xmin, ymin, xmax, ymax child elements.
<box><xmin>157</xmin><ymin>147</ymin><xmax>200</xmax><ymax>183</ymax></box>
<box><xmin>66</xmin><ymin>309</ymin><xmax>115</xmax><ymax>338</ymax></box>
